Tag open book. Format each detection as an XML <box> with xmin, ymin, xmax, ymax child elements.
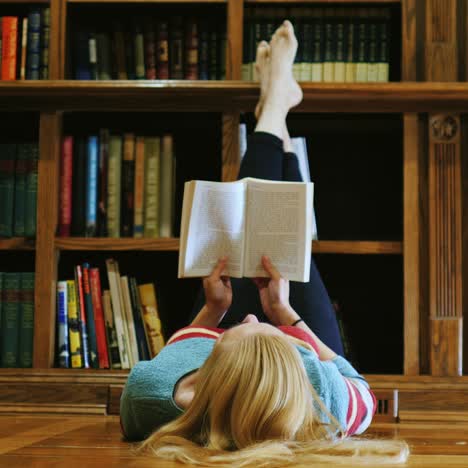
<box><xmin>178</xmin><ymin>177</ymin><xmax>314</xmax><ymax>282</ymax></box>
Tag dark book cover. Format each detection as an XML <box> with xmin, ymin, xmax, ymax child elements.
<box><xmin>144</xmin><ymin>19</ymin><xmax>157</xmax><ymax>80</ymax></box>
<box><xmin>97</xmin><ymin>129</ymin><xmax>109</xmax><ymax>237</ymax></box>
<box><xmin>124</xmin><ymin>30</ymin><xmax>136</xmax><ymax>80</ymax></box>
<box><xmin>156</xmin><ymin>20</ymin><xmax>169</xmax><ymax>79</ymax></box>
<box><xmin>96</xmin><ymin>33</ymin><xmax>112</xmax><ymax>80</ymax></box>
<box><xmin>18</xmin><ymin>272</ymin><xmax>34</xmax><ymax>368</ymax></box>
<box><xmin>26</xmin><ymin>9</ymin><xmax>41</xmax><ymax>79</ymax></box>
<box><xmin>134</xmin><ymin>21</ymin><xmax>145</xmax><ymax>80</ymax></box>
<box><xmin>1</xmin><ymin>272</ymin><xmax>20</xmax><ymax>367</ymax></box>
<box><xmin>197</xmin><ymin>20</ymin><xmax>209</xmax><ymax>80</ymax></box>
<box><xmin>208</xmin><ymin>24</ymin><xmax>217</xmax><ymax>80</ymax></box>
<box><xmin>24</xmin><ymin>143</ymin><xmax>38</xmax><ymax>238</ymax></box>
<box><xmin>169</xmin><ymin>16</ymin><xmax>184</xmax><ymax>79</ymax></box>
<box><xmin>88</xmin><ymin>31</ymin><xmax>98</xmax><ymax>80</ymax></box>
<box><xmin>40</xmin><ymin>7</ymin><xmax>50</xmax><ymax>79</ymax></box>
<box><xmin>121</xmin><ymin>133</ymin><xmax>135</xmax><ymax>237</ymax></box>
<box><xmin>71</xmin><ymin>137</ymin><xmax>87</xmax><ymax>236</ymax></box>
<box><xmin>13</xmin><ymin>143</ymin><xmax>29</xmax><ymax>236</ymax></box>
<box><xmin>129</xmin><ymin>276</ymin><xmax>150</xmax><ymax>361</ymax></box>
<box><xmin>0</xmin><ymin>143</ymin><xmax>16</xmax><ymax>237</ymax></box>
<box><xmin>184</xmin><ymin>18</ymin><xmax>198</xmax><ymax>80</ymax></box>
<box><xmin>74</xmin><ymin>265</ymin><xmax>90</xmax><ymax>368</ymax></box>
<box><xmin>74</xmin><ymin>31</ymin><xmax>91</xmax><ymax>80</ymax></box>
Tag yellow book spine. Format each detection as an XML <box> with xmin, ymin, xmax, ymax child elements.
<box><xmin>67</xmin><ymin>280</ymin><xmax>83</xmax><ymax>368</ymax></box>
<box><xmin>139</xmin><ymin>283</ymin><xmax>165</xmax><ymax>358</ymax></box>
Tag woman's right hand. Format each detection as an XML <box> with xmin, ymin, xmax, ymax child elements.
<box><xmin>252</xmin><ymin>256</ymin><xmax>300</xmax><ymax>326</ymax></box>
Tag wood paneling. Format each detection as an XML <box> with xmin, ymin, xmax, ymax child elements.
<box><xmin>402</xmin><ymin>0</ymin><xmax>417</xmax><ymax>80</ymax></box>
<box><xmin>34</xmin><ymin>113</ymin><xmax>62</xmax><ymax>369</ymax></box>
<box><xmin>49</xmin><ymin>0</ymin><xmax>62</xmax><ymax>79</ymax></box>
<box><xmin>222</xmin><ymin>112</ymin><xmax>240</xmax><ymax>182</ymax></box>
<box><xmin>227</xmin><ymin>0</ymin><xmax>243</xmax><ymax>80</ymax></box>
<box><xmin>428</xmin><ymin>114</ymin><xmax>463</xmax><ymax>376</ymax></box>
<box><xmin>0</xmin><ymin>239</ymin><xmax>35</xmax><ymax>250</ymax></box>
<box><xmin>425</xmin><ymin>0</ymin><xmax>458</xmax><ymax>81</ymax></box>
<box><xmin>9</xmin><ymin>82</ymin><xmax>468</xmax><ymax>112</ymax></box>
<box><xmin>373</xmin><ymin>389</ymin><xmax>399</xmax><ymax>423</ymax></box>
<box><xmin>107</xmin><ymin>385</ymin><xmax>124</xmax><ymax>415</ymax></box>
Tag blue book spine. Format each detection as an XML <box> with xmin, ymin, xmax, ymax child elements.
<box><xmin>74</xmin><ymin>31</ymin><xmax>91</xmax><ymax>79</ymax></box>
<box><xmin>85</xmin><ymin>136</ymin><xmax>98</xmax><ymax>237</ymax></box>
<box><xmin>26</xmin><ymin>9</ymin><xmax>41</xmax><ymax>80</ymax></box>
<box><xmin>57</xmin><ymin>281</ymin><xmax>70</xmax><ymax>368</ymax></box>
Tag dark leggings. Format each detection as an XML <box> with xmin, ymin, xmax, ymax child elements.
<box><xmin>189</xmin><ymin>131</ymin><xmax>344</xmax><ymax>356</ymax></box>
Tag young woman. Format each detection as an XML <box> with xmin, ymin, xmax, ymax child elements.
<box><xmin>120</xmin><ymin>21</ymin><xmax>409</xmax><ymax>466</ymax></box>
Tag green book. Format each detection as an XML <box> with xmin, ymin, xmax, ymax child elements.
<box><xmin>107</xmin><ymin>135</ymin><xmax>122</xmax><ymax>238</ymax></box>
<box><xmin>13</xmin><ymin>144</ymin><xmax>29</xmax><ymax>236</ymax></box>
<box><xmin>2</xmin><ymin>273</ymin><xmax>21</xmax><ymax>367</ymax></box>
<box><xmin>18</xmin><ymin>272</ymin><xmax>34</xmax><ymax>368</ymax></box>
<box><xmin>25</xmin><ymin>144</ymin><xmax>39</xmax><ymax>238</ymax></box>
<box><xmin>144</xmin><ymin>137</ymin><xmax>160</xmax><ymax>237</ymax></box>
<box><xmin>0</xmin><ymin>144</ymin><xmax>17</xmax><ymax>237</ymax></box>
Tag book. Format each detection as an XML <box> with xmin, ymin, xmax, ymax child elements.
<box><xmin>19</xmin><ymin>17</ymin><xmax>28</xmax><ymax>80</ymax></box>
<box><xmin>66</xmin><ymin>279</ymin><xmax>83</xmax><ymax>368</ymax></box>
<box><xmin>120</xmin><ymin>276</ymin><xmax>139</xmax><ymax>367</ymax></box>
<box><xmin>2</xmin><ymin>17</ymin><xmax>18</xmax><ymax>80</ymax></box>
<box><xmin>39</xmin><ymin>7</ymin><xmax>50</xmax><ymax>79</ymax></box>
<box><xmin>133</xmin><ymin>136</ymin><xmax>145</xmax><ymax>238</ymax></box>
<box><xmin>128</xmin><ymin>277</ymin><xmax>150</xmax><ymax>361</ymax></box>
<box><xmin>59</xmin><ymin>136</ymin><xmax>73</xmax><ymax>237</ymax></box>
<box><xmin>0</xmin><ymin>143</ymin><xmax>16</xmax><ymax>237</ymax></box>
<box><xmin>169</xmin><ymin>16</ymin><xmax>184</xmax><ymax>79</ymax></box>
<box><xmin>85</xmin><ymin>136</ymin><xmax>99</xmax><ymax>236</ymax></box>
<box><xmin>71</xmin><ymin>137</ymin><xmax>87</xmax><ymax>235</ymax></box>
<box><xmin>178</xmin><ymin>177</ymin><xmax>313</xmax><ymax>282</ymax></box>
<box><xmin>26</xmin><ymin>10</ymin><xmax>41</xmax><ymax>79</ymax></box>
<box><xmin>14</xmin><ymin>144</ymin><xmax>27</xmax><ymax>236</ymax></box>
<box><xmin>107</xmin><ymin>135</ymin><xmax>122</xmax><ymax>237</ymax></box>
<box><xmin>138</xmin><ymin>283</ymin><xmax>165</xmax><ymax>358</ymax></box>
<box><xmin>159</xmin><ymin>134</ymin><xmax>175</xmax><ymax>237</ymax></box>
<box><xmin>81</xmin><ymin>263</ymin><xmax>99</xmax><ymax>368</ymax></box>
<box><xmin>121</xmin><ymin>133</ymin><xmax>135</xmax><ymax>237</ymax></box>
<box><xmin>1</xmin><ymin>273</ymin><xmax>20</xmax><ymax>367</ymax></box>
<box><xmin>56</xmin><ymin>281</ymin><xmax>70</xmax><ymax>368</ymax></box>
<box><xmin>24</xmin><ymin>143</ymin><xmax>39</xmax><ymax>237</ymax></box>
<box><xmin>143</xmin><ymin>137</ymin><xmax>160</xmax><ymax>237</ymax></box>
<box><xmin>97</xmin><ymin>128</ymin><xmax>109</xmax><ymax>236</ymax></box>
<box><xmin>102</xmin><ymin>289</ymin><xmax>121</xmax><ymax>369</ymax></box>
<box><xmin>74</xmin><ymin>265</ymin><xmax>90</xmax><ymax>368</ymax></box>
<box><xmin>18</xmin><ymin>272</ymin><xmax>34</xmax><ymax>368</ymax></box>
<box><xmin>156</xmin><ymin>20</ymin><xmax>169</xmax><ymax>79</ymax></box>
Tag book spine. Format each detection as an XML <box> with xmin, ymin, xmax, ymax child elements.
<box><xmin>301</xmin><ymin>15</ymin><xmax>313</xmax><ymax>82</ymax></box>
<box><xmin>208</xmin><ymin>25</ymin><xmax>217</xmax><ymax>80</ymax></box>
<box><xmin>85</xmin><ymin>136</ymin><xmax>98</xmax><ymax>236</ymax></box>
<box><xmin>144</xmin><ymin>137</ymin><xmax>160</xmax><ymax>237</ymax></box>
<box><xmin>105</xmin><ymin>258</ymin><xmax>130</xmax><ymax>369</ymax></box>
<box><xmin>311</xmin><ymin>12</ymin><xmax>323</xmax><ymax>82</ymax></box>
<box><xmin>218</xmin><ymin>27</ymin><xmax>226</xmax><ymax>80</ymax></box>
<box><xmin>88</xmin><ymin>32</ymin><xmax>98</xmax><ymax>80</ymax></box>
<box><xmin>323</xmin><ymin>15</ymin><xmax>335</xmax><ymax>82</ymax></box>
<box><xmin>40</xmin><ymin>7</ymin><xmax>50</xmax><ymax>79</ymax></box>
<box><xmin>377</xmin><ymin>12</ymin><xmax>390</xmax><ymax>82</ymax></box>
<box><xmin>120</xmin><ymin>276</ymin><xmax>139</xmax><ymax>366</ymax></box>
<box><xmin>18</xmin><ymin>272</ymin><xmax>34</xmax><ymax>368</ymax></box>
<box><xmin>121</xmin><ymin>133</ymin><xmax>135</xmax><ymax>238</ymax></box>
<box><xmin>13</xmin><ymin>144</ymin><xmax>28</xmax><ymax>236</ymax></box>
<box><xmin>291</xmin><ymin>9</ymin><xmax>302</xmax><ymax>81</ymax></box>
<box><xmin>66</xmin><ymin>279</ymin><xmax>83</xmax><ymax>368</ymax></box>
<box><xmin>355</xmin><ymin>12</ymin><xmax>369</xmax><ymax>82</ymax></box>
<box><xmin>159</xmin><ymin>134</ymin><xmax>174</xmax><ymax>237</ymax></box>
<box><xmin>124</xmin><ymin>30</ymin><xmax>135</xmax><ymax>80</ymax></box>
<box><xmin>128</xmin><ymin>277</ymin><xmax>149</xmax><ymax>361</ymax></box>
<box><xmin>81</xmin><ymin>263</ymin><xmax>98</xmax><ymax>368</ymax></box>
<box><xmin>241</xmin><ymin>11</ymin><xmax>252</xmax><ymax>81</ymax></box>
<box><xmin>107</xmin><ymin>135</ymin><xmax>122</xmax><ymax>238</ymax></box>
<box><xmin>26</xmin><ymin>11</ymin><xmax>40</xmax><ymax>80</ymax></box>
<box><xmin>184</xmin><ymin>19</ymin><xmax>198</xmax><ymax>80</ymax></box>
<box><xmin>345</xmin><ymin>13</ymin><xmax>356</xmax><ymax>83</ymax></box>
<box><xmin>112</xmin><ymin>21</ymin><xmax>127</xmax><ymax>80</ymax></box>
<box><xmin>156</xmin><ymin>20</ymin><xmax>169</xmax><ymax>79</ymax></box>
<box><xmin>2</xmin><ymin>17</ymin><xmax>18</xmax><ymax>80</ymax></box>
<box><xmin>2</xmin><ymin>273</ymin><xmax>20</xmax><ymax>367</ymax></box>
<box><xmin>56</xmin><ymin>281</ymin><xmax>70</xmax><ymax>368</ymax></box>
<box><xmin>96</xmin><ymin>33</ymin><xmax>112</xmax><ymax>80</ymax></box>
<box><xmin>59</xmin><ymin>136</ymin><xmax>73</xmax><ymax>237</ymax></box>
<box><xmin>133</xmin><ymin>136</ymin><xmax>145</xmax><ymax>238</ymax></box>
<box><xmin>169</xmin><ymin>16</ymin><xmax>184</xmax><ymax>79</ymax></box>
<box><xmin>24</xmin><ymin>144</ymin><xmax>39</xmax><ymax>237</ymax></box>
<box><xmin>138</xmin><ymin>283</ymin><xmax>165</xmax><ymax>358</ymax></box>
<box><xmin>89</xmin><ymin>268</ymin><xmax>110</xmax><ymax>369</ymax></box>
<box><xmin>74</xmin><ymin>265</ymin><xmax>90</xmax><ymax>368</ymax></box>
<box><xmin>97</xmin><ymin>129</ymin><xmax>109</xmax><ymax>236</ymax></box>
<box><xmin>74</xmin><ymin>31</ymin><xmax>91</xmax><ymax>80</ymax></box>
<box><xmin>102</xmin><ymin>289</ymin><xmax>122</xmax><ymax>369</ymax></box>
<box><xmin>367</xmin><ymin>16</ymin><xmax>379</xmax><ymax>82</ymax></box>
<box><xmin>197</xmin><ymin>21</ymin><xmax>209</xmax><ymax>80</ymax></box>
<box><xmin>334</xmin><ymin>12</ymin><xmax>346</xmax><ymax>82</ymax></box>
<box><xmin>134</xmin><ymin>22</ymin><xmax>145</xmax><ymax>80</ymax></box>
<box><xmin>71</xmin><ymin>138</ymin><xmax>86</xmax><ymax>235</ymax></box>
<box><xmin>20</xmin><ymin>17</ymin><xmax>28</xmax><ymax>80</ymax></box>
<box><xmin>0</xmin><ymin>144</ymin><xmax>16</xmax><ymax>237</ymax></box>
<box><xmin>144</xmin><ymin>20</ymin><xmax>157</xmax><ymax>80</ymax></box>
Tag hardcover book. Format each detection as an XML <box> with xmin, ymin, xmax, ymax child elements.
<box><xmin>178</xmin><ymin>178</ymin><xmax>314</xmax><ymax>282</ymax></box>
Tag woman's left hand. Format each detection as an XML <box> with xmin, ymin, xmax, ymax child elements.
<box><xmin>203</xmin><ymin>257</ymin><xmax>232</xmax><ymax>316</ymax></box>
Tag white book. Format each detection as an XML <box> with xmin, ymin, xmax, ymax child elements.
<box><xmin>105</xmin><ymin>258</ymin><xmax>130</xmax><ymax>369</ymax></box>
<box><xmin>120</xmin><ymin>276</ymin><xmax>139</xmax><ymax>367</ymax></box>
<box><xmin>178</xmin><ymin>177</ymin><xmax>313</xmax><ymax>282</ymax></box>
<box><xmin>239</xmin><ymin>124</ymin><xmax>318</xmax><ymax>239</ymax></box>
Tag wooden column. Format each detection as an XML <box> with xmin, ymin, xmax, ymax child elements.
<box><xmin>424</xmin><ymin>1</ymin><xmax>463</xmax><ymax>376</ymax></box>
<box><xmin>34</xmin><ymin>113</ymin><xmax>62</xmax><ymax>368</ymax></box>
<box><xmin>48</xmin><ymin>0</ymin><xmax>62</xmax><ymax>79</ymax></box>
<box><xmin>428</xmin><ymin>114</ymin><xmax>463</xmax><ymax>376</ymax></box>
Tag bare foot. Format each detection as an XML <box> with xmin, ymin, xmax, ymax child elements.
<box><xmin>254</xmin><ymin>41</ymin><xmax>270</xmax><ymax>120</ymax></box>
<box><xmin>266</xmin><ymin>20</ymin><xmax>303</xmax><ymax>112</ymax></box>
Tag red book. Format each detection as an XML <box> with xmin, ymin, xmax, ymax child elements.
<box><xmin>59</xmin><ymin>136</ymin><xmax>73</xmax><ymax>237</ymax></box>
<box><xmin>74</xmin><ymin>265</ymin><xmax>90</xmax><ymax>368</ymax></box>
<box><xmin>144</xmin><ymin>20</ymin><xmax>157</xmax><ymax>80</ymax></box>
<box><xmin>184</xmin><ymin>19</ymin><xmax>198</xmax><ymax>80</ymax></box>
<box><xmin>89</xmin><ymin>268</ymin><xmax>110</xmax><ymax>369</ymax></box>
<box><xmin>2</xmin><ymin>17</ymin><xmax>18</xmax><ymax>80</ymax></box>
<box><xmin>156</xmin><ymin>20</ymin><xmax>169</xmax><ymax>79</ymax></box>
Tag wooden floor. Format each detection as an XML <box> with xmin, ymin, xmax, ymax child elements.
<box><xmin>0</xmin><ymin>415</ymin><xmax>467</xmax><ymax>467</ymax></box>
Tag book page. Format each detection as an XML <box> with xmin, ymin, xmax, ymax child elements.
<box><xmin>244</xmin><ymin>178</ymin><xmax>313</xmax><ymax>282</ymax></box>
<box><xmin>180</xmin><ymin>180</ymin><xmax>246</xmax><ymax>278</ymax></box>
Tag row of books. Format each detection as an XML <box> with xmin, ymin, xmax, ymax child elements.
<box><xmin>243</xmin><ymin>8</ymin><xmax>391</xmax><ymax>83</ymax></box>
<box><xmin>0</xmin><ymin>272</ymin><xmax>34</xmax><ymax>368</ymax></box>
<box><xmin>0</xmin><ymin>143</ymin><xmax>39</xmax><ymax>238</ymax></box>
<box><xmin>73</xmin><ymin>17</ymin><xmax>226</xmax><ymax>80</ymax></box>
<box><xmin>58</xmin><ymin>132</ymin><xmax>176</xmax><ymax>238</ymax></box>
<box><xmin>56</xmin><ymin>259</ymin><xmax>164</xmax><ymax>370</ymax></box>
<box><xmin>0</xmin><ymin>8</ymin><xmax>50</xmax><ymax>80</ymax></box>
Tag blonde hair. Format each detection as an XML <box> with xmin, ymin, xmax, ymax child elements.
<box><xmin>138</xmin><ymin>334</ymin><xmax>409</xmax><ymax>466</ymax></box>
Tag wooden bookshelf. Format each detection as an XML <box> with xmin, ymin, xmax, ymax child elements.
<box><xmin>0</xmin><ymin>0</ymin><xmax>467</xmax><ymax>420</ymax></box>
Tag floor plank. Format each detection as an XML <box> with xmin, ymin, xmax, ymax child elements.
<box><xmin>0</xmin><ymin>415</ymin><xmax>467</xmax><ymax>467</ymax></box>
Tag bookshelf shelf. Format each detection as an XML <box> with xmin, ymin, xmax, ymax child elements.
<box><xmin>0</xmin><ymin>238</ymin><xmax>35</xmax><ymax>251</ymax></box>
<box><xmin>55</xmin><ymin>238</ymin><xmax>401</xmax><ymax>254</ymax></box>
<box><xmin>245</xmin><ymin>0</ymin><xmax>400</xmax><ymax>3</ymax></box>
<box><xmin>4</xmin><ymin>82</ymin><xmax>468</xmax><ymax>112</ymax></box>
<box><xmin>68</xmin><ymin>0</ymin><xmax>226</xmax><ymax>2</ymax></box>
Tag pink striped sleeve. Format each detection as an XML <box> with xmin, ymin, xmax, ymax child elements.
<box><xmin>343</xmin><ymin>377</ymin><xmax>377</xmax><ymax>436</ymax></box>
